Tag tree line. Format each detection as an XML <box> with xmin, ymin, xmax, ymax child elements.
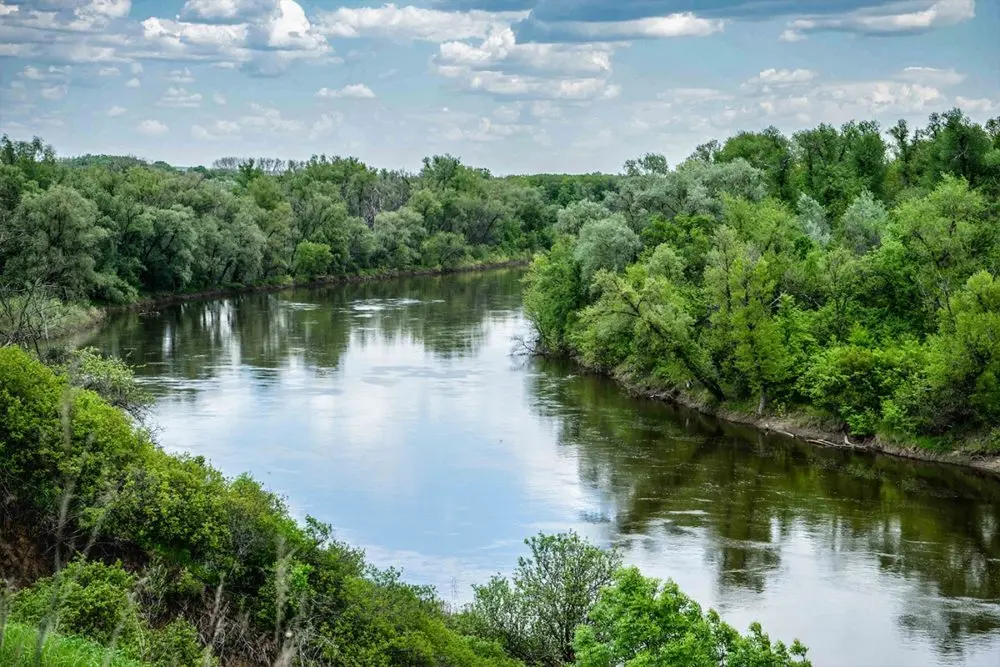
<box><xmin>0</xmin><ymin>135</ymin><xmax>620</xmax><ymax>347</ymax></box>
<box><xmin>524</xmin><ymin>108</ymin><xmax>1000</xmax><ymax>451</ymax></box>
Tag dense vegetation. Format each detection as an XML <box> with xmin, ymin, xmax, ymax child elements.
<box><xmin>0</xmin><ymin>345</ymin><xmax>808</xmax><ymax>665</ymax></box>
<box><xmin>0</xmin><ymin>135</ymin><xmax>618</xmax><ymax>345</ymax></box>
<box><xmin>523</xmin><ymin>109</ymin><xmax>1000</xmax><ymax>452</ymax></box>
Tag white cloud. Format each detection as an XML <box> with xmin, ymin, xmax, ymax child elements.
<box><xmin>182</xmin><ymin>0</ymin><xmax>275</xmax><ymax>22</ymax></box>
<box><xmin>439</xmin><ymin>67</ymin><xmax>620</xmax><ymax>101</ymax></box>
<box><xmin>317</xmin><ymin>3</ymin><xmax>527</xmax><ymax>42</ymax></box>
<box><xmin>437</xmin><ymin>27</ymin><xmax>614</xmax><ymax>75</ymax></box>
<box><xmin>125</xmin><ymin>76</ymin><xmax>140</xmax><ymax>87</ymax></box>
<box><xmin>308</xmin><ymin>112</ymin><xmax>339</xmax><ymax>139</ymax></box>
<box><xmin>167</xmin><ymin>67</ymin><xmax>196</xmax><ymax>84</ymax></box>
<box><xmin>191</xmin><ymin>104</ymin><xmax>336</xmax><ymax>141</ymax></box>
<box><xmin>522</xmin><ymin>13</ymin><xmax>724</xmax><ymax>41</ymax></box>
<box><xmin>213</xmin><ymin>92</ymin><xmax>227</xmax><ymax>105</ymax></box>
<box><xmin>40</xmin><ymin>84</ymin><xmax>69</xmax><ymax>100</ymax></box>
<box><xmin>897</xmin><ymin>66</ymin><xmax>965</xmax><ymax>86</ymax></box>
<box><xmin>159</xmin><ymin>87</ymin><xmax>203</xmax><ymax>108</ymax></box>
<box><xmin>316</xmin><ymin>83</ymin><xmax>376</xmax><ymax>99</ymax></box>
<box><xmin>137</xmin><ymin>119</ymin><xmax>169</xmax><ymax>135</ymax></box>
<box><xmin>139</xmin><ymin>1</ymin><xmax>329</xmax><ymax>72</ymax></box>
<box><xmin>98</xmin><ymin>66</ymin><xmax>120</xmax><ymax>76</ymax></box>
<box><xmin>433</xmin><ymin>114</ymin><xmax>548</xmax><ymax>144</ymax></box>
<box><xmin>238</xmin><ymin>102</ymin><xmax>305</xmax><ymax>134</ymax></box>
<box><xmin>107</xmin><ymin>105</ymin><xmax>127</xmax><ymax>117</ymax></box>
<box><xmin>22</xmin><ymin>65</ymin><xmax>71</xmax><ymax>81</ymax></box>
<box><xmin>191</xmin><ymin>119</ymin><xmax>242</xmax><ymax>140</ymax></box>
<box><xmin>779</xmin><ymin>28</ymin><xmax>805</xmax><ymax>42</ymax></box>
<box><xmin>955</xmin><ymin>96</ymin><xmax>998</xmax><ymax>113</ymax></box>
<box><xmin>783</xmin><ymin>0</ymin><xmax>975</xmax><ymax>40</ymax></box>
<box><xmin>493</xmin><ymin>104</ymin><xmax>521</xmax><ymax>123</ymax></box>
<box><xmin>745</xmin><ymin>68</ymin><xmax>817</xmax><ymax>87</ymax></box>
<box><xmin>130</xmin><ymin>61</ymin><xmax>143</xmax><ymax>74</ymax></box>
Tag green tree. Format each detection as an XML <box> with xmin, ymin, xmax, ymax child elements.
<box><xmin>3</xmin><ymin>185</ymin><xmax>108</xmax><ymax>300</ymax></box>
<box><xmin>293</xmin><ymin>241</ymin><xmax>333</xmax><ymax>279</ymax></box>
<box><xmin>523</xmin><ymin>240</ymin><xmax>586</xmax><ymax>353</ymax></box>
<box><xmin>574</xmin><ymin>215</ymin><xmax>641</xmax><ymax>285</ymax></box>
<box><xmin>466</xmin><ymin>532</ymin><xmax>622</xmax><ymax>665</ymax></box>
<box><xmin>574</xmin><ymin>567</ymin><xmax>811</xmax><ymax>667</ymax></box>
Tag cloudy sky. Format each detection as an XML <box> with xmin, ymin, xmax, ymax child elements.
<box><xmin>0</xmin><ymin>0</ymin><xmax>997</xmax><ymax>173</ymax></box>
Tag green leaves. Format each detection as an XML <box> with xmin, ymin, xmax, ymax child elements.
<box><xmin>574</xmin><ymin>567</ymin><xmax>811</xmax><ymax>667</ymax></box>
<box><xmin>466</xmin><ymin>531</ymin><xmax>623</xmax><ymax>665</ymax></box>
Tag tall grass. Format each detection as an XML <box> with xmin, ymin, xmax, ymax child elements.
<box><xmin>0</xmin><ymin>621</ymin><xmax>141</xmax><ymax>666</ymax></box>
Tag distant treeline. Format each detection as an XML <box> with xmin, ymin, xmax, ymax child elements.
<box><xmin>0</xmin><ymin>135</ymin><xmax>617</xmax><ymax>314</ymax></box>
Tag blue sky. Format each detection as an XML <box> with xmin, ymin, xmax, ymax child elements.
<box><xmin>0</xmin><ymin>0</ymin><xmax>997</xmax><ymax>173</ymax></box>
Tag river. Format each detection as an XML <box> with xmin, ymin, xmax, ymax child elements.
<box><xmin>82</xmin><ymin>268</ymin><xmax>1000</xmax><ymax>667</ymax></box>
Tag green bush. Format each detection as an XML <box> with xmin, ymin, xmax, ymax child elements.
<box><xmin>574</xmin><ymin>567</ymin><xmax>811</xmax><ymax>667</ymax></box>
<box><xmin>0</xmin><ymin>345</ymin><xmax>150</xmax><ymax>517</ymax></box>
<box><xmin>293</xmin><ymin>241</ymin><xmax>334</xmax><ymax>279</ymax></box>
<box><xmin>145</xmin><ymin>617</ymin><xmax>209</xmax><ymax>667</ymax></box>
<box><xmin>0</xmin><ymin>621</ymin><xmax>141</xmax><ymax>667</ymax></box>
<box><xmin>9</xmin><ymin>559</ymin><xmax>144</xmax><ymax>649</ymax></box>
<box><xmin>422</xmin><ymin>231</ymin><xmax>469</xmax><ymax>269</ymax></box>
<box><xmin>798</xmin><ymin>340</ymin><xmax>923</xmax><ymax>436</ymax></box>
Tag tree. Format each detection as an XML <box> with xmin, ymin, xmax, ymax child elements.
<box><xmin>796</xmin><ymin>193</ymin><xmax>830</xmax><ymax>246</ymax></box>
<box><xmin>293</xmin><ymin>241</ymin><xmax>333</xmax><ymax>279</ymax></box>
<box><xmin>623</xmin><ymin>153</ymin><xmax>669</xmax><ymax>177</ymax></box>
<box><xmin>574</xmin><ymin>567</ymin><xmax>811</xmax><ymax>667</ymax></box>
<box><xmin>421</xmin><ymin>231</ymin><xmax>468</xmax><ymax>269</ymax></box>
<box><xmin>556</xmin><ymin>200</ymin><xmax>611</xmax><ymax>236</ymax></box>
<box><xmin>466</xmin><ymin>532</ymin><xmax>622</xmax><ymax>665</ymax></box>
<box><xmin>523</xmin><ymin>240</ymin><xmax>586</xmax><ymax>353</ymax></box>
<box><xmin>839</xmin><ymin>190</ymin><xmax>887</xmax><ymax>254</ymax></box>
<box><xmin>574</xmin><ymin>215</ymin><xmax>641</xmax><ymax>285</ymax></box>
<box><xmin>2</xmin><ymin>185</ymin><xmax>108</xmax><ymax>300</ymax></box>
<box><xmin>888</xmin><ymin>176</ymin><xmax>990</xmax><ymax>322</ymax></box>
<box><xmin>704</xmin><ymin>227</ymin><xmax>794</xmax><ymax>412</ymax></box>
<box><xmin>919</xmin><ymin>271</ymin><xmax>1000</xmax><ymax>432</ymax></box>
<box><xmin>717</xmin><ymin>127</ymin><xmax>795</xmax><ymax>202</ymax></box>
<box><xmin>576</xmin><ymin>268</ymin><xmax>726</xmax><ymax>402</ymax></box>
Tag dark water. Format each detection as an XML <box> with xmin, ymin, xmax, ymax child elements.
<box><xmin>83</xmin><ymin>269</ymin><xmax>1000</xmax><ymax>667</ymax></box>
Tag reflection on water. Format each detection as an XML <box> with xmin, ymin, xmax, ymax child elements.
<box><xmin>84</xmin><ymin>269</ymin><xmax>1000</xmax><ymax>667</ymax></box>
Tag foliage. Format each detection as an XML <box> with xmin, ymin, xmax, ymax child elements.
<box><xmin>522</xmin><ymin>109</ymin><xmax>1000</xmax><ymax>448</ymax></box>
<box><xmin>0</xmin><ymin>621</ymin><xmax>142</xmax><ymax>667</ymax></box>
<box><xmin>293</xmin><ymin>241</ymin><xmax>334</xmax><ymax>279</ymax></box>
<box><xmin>465</xmin><ymin>532</ymin><xmax>622</xmax><ymax>665</ymax></box>
<box><xmin>523</xmin><ymin>240</ymin><xmax>585</xmax><ymax>353</ymax></box>
<box><xmin>10</xmin><ymin>559</ymin><xmax>144</xmax><ymax>649</ymax></box>
<box><xmin>574</xmin><ymin>567</ymin><xmax>811</xmax><ymax>667</ymax></box>
<box><xmin>0</xmin><ymin>134</ymin><xmax>595</xmax><ymax>348</ymax></box>
<box><xmin>574</xmin><ymin>215</ymin><xmax>642</xmax><ymax>285</ymax></box>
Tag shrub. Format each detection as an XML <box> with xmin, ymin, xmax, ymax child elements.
<box><xmin>293</xmin><ymin>241</ymin><xmax>333</xmax><ymax>279</ymax></box>
<box><xmin>574</xmin><ymin>567</ymin><xmax>811</xmax><ymax>667</ymax></box>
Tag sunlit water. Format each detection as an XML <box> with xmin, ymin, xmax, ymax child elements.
<box><xmin>84</xmin><ymin>269</ymin><xmax>1000</xmax><ymax>667</ymax></box>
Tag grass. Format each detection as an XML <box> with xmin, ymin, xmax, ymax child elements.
<box><xmin>0</xmin><ymin>621</ymin><xmax>142</xmax><ymax>667</ymax></box>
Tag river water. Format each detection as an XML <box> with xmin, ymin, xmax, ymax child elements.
<box><xmin>83</xmin><ymin>269</ymin><xmax>1000</xmax><ymax>666</ymax></box>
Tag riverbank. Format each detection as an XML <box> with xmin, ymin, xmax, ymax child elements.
<box><xmin>587</xmin><ymin>365</ymin><xmax>1000</xmax><ymax>477</ymax></box>
<box><xmin>49</xmin><ymin>258</ymin><xmax>530</xmax><ymax>345</ymax></box>
<box><xmin>105</xmin><ymin>257</ymin><xmax>531</xmax><ymax>313</ymax></box>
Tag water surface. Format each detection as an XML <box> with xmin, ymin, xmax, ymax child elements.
<box><xmin>84</xmin><ymin>269</ymin><xmax>1000</xmax><ymax>667</ymax></box>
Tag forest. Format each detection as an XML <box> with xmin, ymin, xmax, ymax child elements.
<box><xmin>0</xmin><ymin>132</ymin><xmax>617</xmax><ymax>345</ymax></box>
<box><xmin>524</xmin><ymin>109</ymin><xmax>1000</xmax><ymax>452</ymax></box>
<box><xmin>0</xmin><ymin>106</ymin><xmax>997</xmax><ymax>666</ymax></box>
